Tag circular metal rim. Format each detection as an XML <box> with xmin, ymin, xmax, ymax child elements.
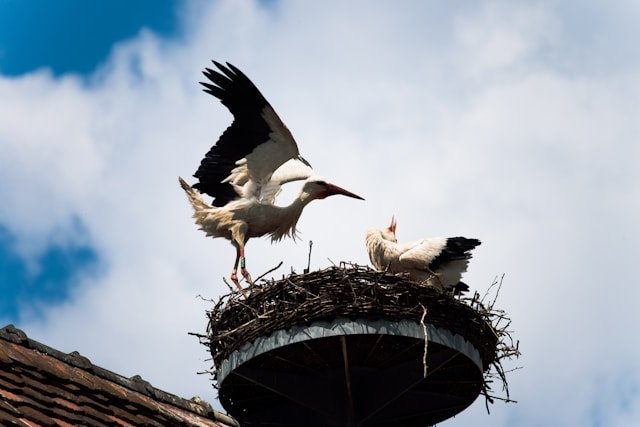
<box><xmin>217</xmin><ymin>317</ymin><xmax>482</xmax><ymax>384</ymax></box>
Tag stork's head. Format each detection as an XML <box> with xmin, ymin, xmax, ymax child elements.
<box><xmin>380</xmin><ymin>216</ymin><xmax>397</xmax><ymax>242</ymax></box>
<box><xmin>301</xmin><ymin>176</ymin><xmax>364</xmax><ymax>201</ymax></box>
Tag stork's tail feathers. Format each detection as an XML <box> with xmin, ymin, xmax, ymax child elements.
<box><xmin>178</xmin><ymin>176</ymin><xmax>211</xmax><ymax>211</ymax></box>
<box><xmin>453</xmin><ymin>281</ymin><xmax>470</xmax><ymax>296</ymax></box>
<box><xmin>429</xmin><ymin>237</ymin><xmax>481</xmax><ymax>271</ymax></box>
<box><xmin>446</xmin><ymin>237</ymin><xmax>481</xmax><ymax>253</ymax></box>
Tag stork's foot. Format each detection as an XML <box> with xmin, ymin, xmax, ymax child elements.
<box><xmin>241</xmin><ymin>268</ymin><xmax>253</xmax><ymax>287</ymax></box>
<box><xmin>230</xmin><ymin>271</ymin><xmax>249</xmax><ymax>298</ymax></box>
<box><xmin>239</xmin><ymin>256</ymin><xmax>254</xmax><ymax>290</ymax></box>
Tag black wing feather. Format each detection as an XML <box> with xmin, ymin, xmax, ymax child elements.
<box><xmin>193</xmin><ymin>61</ymin><xmax>274</xmax><ymax>206</ymax></box>
<box><xmin>428</xmin><ymin>237</ymin><xmax>481</xmax><ymax>271</ymax></box>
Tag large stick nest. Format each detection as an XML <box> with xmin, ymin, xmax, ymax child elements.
<box><xmin>197</xmin><ymin>263</ymin><xmax>520</xmax><ymax>407</ymax></box>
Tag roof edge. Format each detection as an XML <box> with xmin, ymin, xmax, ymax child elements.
<box><xmin>0</xmin><ymin>324</ymin><xmax>238</xmax><ymax>427</ymax></box>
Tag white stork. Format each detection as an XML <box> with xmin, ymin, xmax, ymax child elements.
<box><xmin>365</xmin><ymin>216</ymin><xmax>480</xmax><ymax>294</ymax></box>
<box><xmin>180</xmin><ymin>61</ymin><xmax>364</xmax><ymax>294</ymax></box>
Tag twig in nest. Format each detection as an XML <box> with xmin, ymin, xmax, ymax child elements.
<box><xmin>327</xmin><ymin>257</ymin><xmax>337</xmax><ymax>267</ymax></box>
<box><xmin>489</xmin><ymin>273</ymin><xmax>505</xmax><ymax>310</ymax></box>
<box><xmin>285</xmin><ymin>278</ymin><xmax>319</xmax><ymax>299</ymax></box>
<box><xmin>254</xmin><ymin>261</ymin><xmax>284</xmax><ymax>283</ymax></box>
<box><xmin>195</xmin><ymin>294</ymin><xmax>216</xmax><ymax>303</ymax></box>
<box><xmin>221</xmin><ymin>277</ymin><xmax>235</xmax><ymax>293</ymax></box>
<box><xmin>304</xmin><ymin>240</ymin><xmax>313</xmax><ymax>274</ymax></box>
<box><xmin>420</xmin><ymin>303</ymin><xmax>428</xmax><ymax>378</ymax></box>
<box><xmin>222</xmin><ymin>277</ymin><xmax>249</xmax><ymax>299</ymax></box>
<box><xmin>187</xmin><ymin>331</ymin><xmax>207</xmax><ymax>339</ymax></box>
<box><xmin>481</xmin><ymin>274</ymin><xmax>503</xmax><ymax>305</ymax></box>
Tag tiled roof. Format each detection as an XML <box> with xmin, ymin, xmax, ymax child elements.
<box><xmin>0</xmin><ymin>324</ymin><xmax>238</xmax><ymax>427</ymax></box>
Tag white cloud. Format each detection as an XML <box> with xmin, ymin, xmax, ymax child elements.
<box><xmin>1</xmin><ymin>0</ymin><xmax>639</xmax><ymax>423</ymax></box>
<box><xmin>453</xmin><ymin>2</ymin><xmax>559</xmax><ymax>76</ymax></box>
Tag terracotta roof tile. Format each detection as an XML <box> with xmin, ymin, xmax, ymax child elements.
<box><xmin>0</xmin><ymin>325</ymin><xmax>238</xmax><ymax>427</ymax></box>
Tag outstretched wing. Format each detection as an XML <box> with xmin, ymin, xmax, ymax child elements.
<box><xmin>194</xmin><ymin>61</ymin><xmax>310</xmax><ymax>206</ymax></box>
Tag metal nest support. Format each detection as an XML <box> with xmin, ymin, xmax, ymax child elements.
<box><xmin>194</xmin><ymin>264</ymin><xmax>519</xmax><ymax>426</ymax></box>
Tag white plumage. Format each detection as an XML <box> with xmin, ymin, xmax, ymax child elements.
<box><xmin>180</xmin><ymin>61</ymin><xmax>363</xmax><ymax>294</ymax></box>
<box><xmin>365</xmin><ymin>217</ymin><xmax>480</xmax><ymax>294</ymax></box>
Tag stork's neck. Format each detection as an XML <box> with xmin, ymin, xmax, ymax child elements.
<box><xmin>286</xmin><ymin>194</ymin><xmax>315</xmax><ymax>221</ymax></box>
<box><xmin>268</xmin><ymin>192</ymin><xmax>317</xmax><ymax>242</ymax></box>
<box><xmin>365</xmin><ymin>229</ymin><xmax>401</xmax><ymax>270</ymax></box>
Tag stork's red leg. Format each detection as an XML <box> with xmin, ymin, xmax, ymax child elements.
<box><xmin>230</xmin><ymin>248</ymin><xmax>248</xmax><ymax>297</ymax></box>
<box><xmin>239</xmin><ymin>246</ymin><xmax>254</xmax><ymax>287</ymax></box>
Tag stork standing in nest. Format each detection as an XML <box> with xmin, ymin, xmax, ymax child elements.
<box><xmin>365</xmin><ymin>216</ymin><xmax>480</xmax><ymax>294</ymax></box>
<box><xmin>180</xmin><ymin>61</ymin><xmax>364</xmax><ymax>294</ymax></box>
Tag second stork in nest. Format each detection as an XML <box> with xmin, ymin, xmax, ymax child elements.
<box><xmin>365</xmin><ymin>216</ymin><xmax>480</xmax><ymax>294</ymax></box>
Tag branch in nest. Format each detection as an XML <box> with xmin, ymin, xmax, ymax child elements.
<box><xmin>254</xmin><ymin>261</ymin><xmax>283</xmax><ymax>283</ymax></box>
<box><xmin>222</xmin><ymin>277</ymin><xmax>249</xmax><ymax>299</ymax></box>
<box><xmin>419</xmin><ymin>304</ymin><xmax>428</xmax><ymax>378</ymax></box>
<box><xmin>304</xmin><ymin>240</ymin><xmax>313</xmax><ymax>274</ymax></box>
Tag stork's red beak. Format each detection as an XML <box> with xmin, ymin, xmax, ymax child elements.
<box><xmin>388</xmin><ymin>216</ymin><xmax>397</xmax><ymax>234</ymax></box>
<box><xmin>325</xmin><ymin>183</ymin><xmax>364</xmax><ymax>200</ymax></box>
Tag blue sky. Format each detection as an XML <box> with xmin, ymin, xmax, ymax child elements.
<box><xmin>0</xmin><ymin>223</ymin><xmax>98</xmax><ymax>319</ymax></box>
<box><xmin>0</xmin><ymin>0</ymin><xmax>179</xmax><ymax>321</ymax></box>
<box><xmin>1</xmin><ymin>1</ymin><xmax>639</xmax><ymax>426</ymax></box>
<box><xmin>0</xmin><ymin>0</ymin><xmax>180</xmax><ymax>76</ymax></box>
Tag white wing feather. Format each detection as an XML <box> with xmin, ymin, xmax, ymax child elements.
<box><xmin>397</xmin><ymin>238</ymin><xmax>448</xmax><ymax>269</ymax></box>
<box><xmin>224</xmin><ymin>105</ymin><xmax>304</xmax><ymax>197</ymax></box>
<box><xmin>258</xmin><ymin>158</ymin><xmax>315</xmax><ymax>204</ymax></box>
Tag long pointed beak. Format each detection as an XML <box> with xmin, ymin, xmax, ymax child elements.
<box><xmin>325</xmin><ymin>183</ymin><xmax>365</xmax><ymax>200</ymax></box>
<box><xmin>388</xmin><ymin>215</ymin><xmax>397</xmax><ymax>234</ymax></box>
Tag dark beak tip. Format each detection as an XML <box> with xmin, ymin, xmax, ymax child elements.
<box><xmin>327</xmin><ymin>184</ymin><xmax>364</xmax><ymax>201</ymax></box>
<box><xmin>346</xmin><ymin>193</ymin><xmax>365</xmax><ymax>201</ymax></box>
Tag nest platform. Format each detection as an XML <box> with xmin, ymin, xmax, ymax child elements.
<box><xmin>200</xmin><ymin>264</ymin><xmax>517</xmax><ymax>427</ymax></box>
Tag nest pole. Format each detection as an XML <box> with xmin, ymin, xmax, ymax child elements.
<box><xmin>340</xmin><ymin>336</ymin><xmax>356</xmax><ymax>427</ymax></box>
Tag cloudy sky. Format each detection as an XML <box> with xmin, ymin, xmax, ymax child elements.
<box><xmin>1</xmin><ymin>0</ymin><xmax>639</xmax><ymax>425</ymax></box>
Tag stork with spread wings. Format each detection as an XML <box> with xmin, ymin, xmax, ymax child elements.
<box><xmin>180</xmin><ymin>61</ymin><xmax>363</xmax><ymax>294</ymax></box>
